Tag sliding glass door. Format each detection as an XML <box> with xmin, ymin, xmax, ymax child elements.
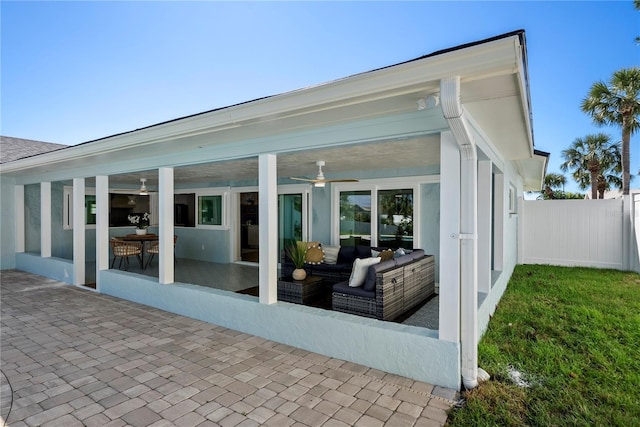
<box><xmin>377</xmin><ymin>189</ymin><xmax>413</xmax><ymax>249</ymax></box>
<box><xmin>239</xmin><ymin>192</ymin><xmax>259</xmax><ymax>262</ymax></box>
<box><xmin>339</xmin><ymin>190</ymin><xmax>371</xmax><ymax>246</ymax></box>
<box><xmin>278</xmin><ymin>193</ymin><xmax>303</xmax><ymax>261</ymax></box>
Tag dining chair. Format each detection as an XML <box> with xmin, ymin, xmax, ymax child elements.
<box><xmin>110</xmin><ymin>239</ymin><xmax>143</xmax><ymax>270</ymax></box>
<box><xmin>145</xmin><ymin>235</ymin><xmax>178</xmax><ymax>268</ymax></box>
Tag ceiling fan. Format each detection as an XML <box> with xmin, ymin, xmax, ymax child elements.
<box><xmin>290</xmin><ymin>160</ymin><xmax>359</xmax><ymax>188</ymax></box>
<box><xmin>138</xmin><ymin>178</ymin><xmax>155</xmax><ymax>195</ymax></box>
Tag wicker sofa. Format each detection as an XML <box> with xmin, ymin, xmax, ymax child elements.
<box><xmin>281</xmin><ymin>245</ymin><xmax>379</xmax><ymax>283</ymax></box>
<box><xmin>332</xmin><ymin>250</ymin><xmax>435</xmax><ymax>321</ymax></box>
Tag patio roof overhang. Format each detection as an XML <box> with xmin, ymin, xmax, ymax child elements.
<box><xmin>1</xmin><ymin>30</ymin><xmax>539</xmax><ymax>189</ymax></box>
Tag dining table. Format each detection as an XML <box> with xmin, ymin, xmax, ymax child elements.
<box><xmin>115</xmin><ymin>234</ymin><xmax>158</xmax><ymax>269</ymax></box>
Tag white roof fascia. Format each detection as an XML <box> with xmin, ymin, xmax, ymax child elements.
<box><xmin>512</xmin><ymin>36</ymin><xmax>535</xmax><ymax>158</ymax></box>
<box><xmin>1</xmin><ymin>34</ymin><xmax>524</xmax><ymax>176</ymax></box>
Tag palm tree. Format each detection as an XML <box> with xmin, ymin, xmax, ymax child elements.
<box><xmin>636</xmin><ymin>0</ymin><xmax>640</xmax><ymax>44</ymax></box>
<box><xmin>581</xmin><ymin>67</ymin><xmax>640</xmax><ymax>195</ymax></box>
<box><xmin>540</xmin><ymin>173</ymin><xmax>566</xmax><ymax>200</ymax></box>
<box><xmin>560</xmin><ymin>134</ymin><xmax>622</xmax><ymax>199</ymax></box>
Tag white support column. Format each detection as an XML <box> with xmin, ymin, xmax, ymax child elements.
<box><xmin>477</xmin><ymin>160</ymin><xmax>492</xmax><ymax>294</ymax></box>
<box><xmin>15</xmin><ymin>185</ymin><xmax>25</xmax><ymax>253</ymax></box>
<box><xmin>438</xmin><ymin>131</ymin><xmax>461</xmax><ymax>343</ymax></box>
<box><xmin>41</xmin><ymin>182</ymin><xmax>52</xmax><ymax>258</ymax></box>
<box><xmin>158</xmin><ymin>167</ymin><xmax>175</xmax><ymax>284</ymax></box>
<box><xmin>493</xmin><ymin>174</ymin><xmax>505</xmax><ymax>270</ymax></box>
<box><xmin>72</xmin><ymin>178</ymin><xmax>86</xmax><ymax>286</ymax></box>
<box><xmin>96</xmin><ymin>175</ymin><xmax>109</xmax><ymax>290</ymax></box>
<box><xmin>259</xmin><ymin>154</ymin><xmax>278</xmax><ymax>304</ymax></box>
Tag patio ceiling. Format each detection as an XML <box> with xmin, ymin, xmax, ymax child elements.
<box><xmin>106</xmin><ymin>134</ymin><xmax>441</xmax><ymax>187</ymax></box>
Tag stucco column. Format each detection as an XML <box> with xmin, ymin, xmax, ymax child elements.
<box><xmin>159</xmin><ymin>168</ymin><xmax>175</xmax><ymax>284</ymax></box>
<box><xmin>96</xmin><ymin>175</ymin><xmax>109</xmax><ymax>291</ymax></box>
<box><xmin>15</xmin><ymin>185</ymin><xmax>25</xmax><ymax>253</ymax></box>
<box><xmin>259</xmin><ymin>154</ymin><xmax>278</xmax><ymax>304</ymax></box>
<box><xmin>73</xmin><ymin>178</ymin><xmax>86</xmax><ymax>286</ymax></box>
<box><xmin>438</xmin><ymin>131</ymin><xmax>461</xmax><ymax>343</ymax></box>
<box><xmin>41</xmin><ymin>181</ymin><xmax>51</xmax><ymax>258</ymax></box>
<box><xmin>493</xmin><ymin>173</ymin><xmax>505</xmax><ymax>270</ymax></box>
<box><xmin>477</xmin><ymin>160</ymin><xmax>492</xmax><ymax>294</ymax></box>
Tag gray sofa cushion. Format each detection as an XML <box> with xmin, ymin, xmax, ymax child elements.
<box><xmin>395</xmin><ymin>254</ymin><xmax>414</xmax><ymax>267</ymax></box>
<box><xmin>333</xmin><ymin>281</ymin><xmax>375</xmax><ymax>299</ymax></box>
<box><xmin>411</xmin><ymin>249</ymin><xmax>425</xmax><ymax>260</ymax></box>
<box><xmin>363</xmin><ymin>259</ymin><xmax>397</xmax><ymax>291</ymax></box>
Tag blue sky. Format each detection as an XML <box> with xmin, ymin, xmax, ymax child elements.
<box><xmin>2</xmin><ymin>1</ymin><xmax>638</xmax><ymax>194</ymax></box>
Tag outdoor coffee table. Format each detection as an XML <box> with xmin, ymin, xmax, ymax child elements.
<box><xmin>278</xmin><ymin>275</ymin><xmax>328</xmax><ymax>304</ymax></box>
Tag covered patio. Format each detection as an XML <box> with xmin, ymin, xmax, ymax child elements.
<box><xmin>2</xmin><ymin>31</ymin><xmax>547</xmax><ymax>390</ymax></box>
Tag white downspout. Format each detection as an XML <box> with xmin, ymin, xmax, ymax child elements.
<box><xmin>440</xmin><ymin>76</ymin><xmax>480</xmax><ymax>389</ymax></box>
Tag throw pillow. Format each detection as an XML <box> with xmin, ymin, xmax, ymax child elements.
<box><xmin>322</xmin><ymin>245</ymin><xmax>340</xmax><ymax>265</ymax></box>
<box><xmin>380</xmin><ymin>249</ymin><xmax>394</xmax><ymax>262</ymax></box>
<box><xmin>348</xmin><ymin>257</ymin><xmax>381</xmax><ymax>287</ymax></box>
<box><xmin>394</xmin><ymin>248</ymin><xmax>406</xmax><ymax>258</ymax></box>
<box><xmin>306</xmin><ymin>241</ymin><xmax>320</xmax><ymax>250</ymax></box>
<box><xmin>305</xmin><ymin>246</ymin><xmax>324</xmax><ymax>264</ymax></box>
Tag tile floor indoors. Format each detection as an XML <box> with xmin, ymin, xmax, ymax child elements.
<box><xmin>0</xmin><ymin>270</ymin><xmax>456</xmax><ymax>427</ymax></box>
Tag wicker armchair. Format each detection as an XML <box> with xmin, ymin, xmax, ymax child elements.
<box><xmin>110</xmin><ymin>239</ymin><xmax>143</xmax><ymax>270</ymax></box>
<box><xmin>145</xmin><ymin>235</ymin><xmax>177</xmax><ymax>268</ymax></box>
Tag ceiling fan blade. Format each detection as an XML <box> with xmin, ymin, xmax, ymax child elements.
<box><xmin>290</xmin><ymin>161</ymin><xmax>359</xmax><ymax>184</ymax></box>
<box><xmin>323</xmin><ymin>178</ymin><xmax>359</xmax><ymax>183</ymax></box>
<box><xmin>289</xmin><ymin>176</ymin><xmax>317</xmax><ymax>182</ymax></box>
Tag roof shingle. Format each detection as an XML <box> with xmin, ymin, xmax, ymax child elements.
<box><xmin>0</xmin><ymin>136</ymin><xmax>68</xmax><ymax>164</ymax></box>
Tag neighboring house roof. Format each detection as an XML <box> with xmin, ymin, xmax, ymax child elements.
<box><xmin>0</xmin><ymin>136</ymin><xmax>68</xmax><ymax>164</ymax></box>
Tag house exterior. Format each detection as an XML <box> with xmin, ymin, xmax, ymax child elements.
<box><xmin>0</xmin><ymin>30</ymin><xmax>547</xmax><ymax>390</ymax></box>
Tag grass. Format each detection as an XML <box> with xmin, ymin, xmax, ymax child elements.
<box><xmin>447</xmin><ymin>264</ymin><xmax>640</xmax><ymax>427</ymax></box>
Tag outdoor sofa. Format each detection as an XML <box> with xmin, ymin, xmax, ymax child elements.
<box><xmin>281</xmin><ymin>243</ymin><xmax>435</xmax><ymax>321</ymax></box>
<box><xmin>281</xmin><ymin>244</ymin><xmax>388</xmax><ymax>282</ymax></box>
<box><xmin>332</xmin><ymin>250</ymin><xmax>435</xmax><ymax>321</ymax></box>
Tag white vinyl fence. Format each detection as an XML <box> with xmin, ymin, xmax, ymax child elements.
<box><xmin>520</xmin><ymin>196</ymin><xmax>640</xmax><ymax>272</ymax></box>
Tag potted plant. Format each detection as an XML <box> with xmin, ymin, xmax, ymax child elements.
<box><xmin>286</xmin><ymin>242</ymin><xmax>307</xmax><ymax>280</ymax></box>
<box><xmin>128</xmin><ymin>212</ymin><xmax>150</xmax><ymax>235</ymax></box>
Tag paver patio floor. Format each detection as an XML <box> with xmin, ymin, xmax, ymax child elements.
<box><xmin>0</xmin><ymin>270</ymin><xmax>456</xmax><ymax>427</ymax></box>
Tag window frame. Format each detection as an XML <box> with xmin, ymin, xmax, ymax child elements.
<box><xmin>331</xmin><ymin>176</ymin><xmax>438</xmax><ymax>248</ymax></box>
<box><xmin>195</xmin><ymin>189</ymin><xmax>230</xmax><ymax>230</ymax></box>
<box><xmin>63</xmin><ymin>186</ymin><xmax>97</xmax><ymax>230</ymax></box>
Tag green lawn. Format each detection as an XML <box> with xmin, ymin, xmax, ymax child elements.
<box><xmin>447</xmin><ymin>265</ymin><xmax>640</xmax><ymax>427</ymax></box>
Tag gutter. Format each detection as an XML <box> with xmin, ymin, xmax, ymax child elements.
<box><xmin>440</xmin><ymin>76</ymin><xmax>481</xmax><ymax>390</ymax></box>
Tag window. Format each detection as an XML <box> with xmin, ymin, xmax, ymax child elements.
<box><xmin>199</xmin><ymin>195</ymin><xmax>223</xmax><ymax>226</ymax></box>
<box><xmin>339</xmin><ymin>190</ymin><xmax>371</xmax><ymax>246</ymax></box>
<box><xmin>377</xmin><ymin>189</ymin><xmax>413</xmax><ymax>249</ymax></box>
<box><xmin>508</xmin><ymin>185</ymin><xmax>517</xmax><ymax>214</ymax></box>
<box><xmin>110</xmin><ymin>193</ymin><xmax>150</xmax><ymax>227</ymax></box>
<box><xmin>85</xmin><ymin>195</ymin><xmax>97</xmax><ymax>225</ymax></box>
<box><xmin>175</xmin><ymin>193</ymin><xmax>196</xmax><ymax>227</ymax></box>
<box><xmin>63</xmin><ymin>187</ymin><xmax>98</xmax><ymax>229</ymax></box>
<box><xmin>333</xmin><ymin>177</ymin><xmax>435</xmax><ymax>249</ymax></box>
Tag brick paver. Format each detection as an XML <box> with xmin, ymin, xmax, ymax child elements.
<box><xmin>0</xmin><ymin>270</ymin><xmax>456</xmax><ymax>426</ymax></box>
